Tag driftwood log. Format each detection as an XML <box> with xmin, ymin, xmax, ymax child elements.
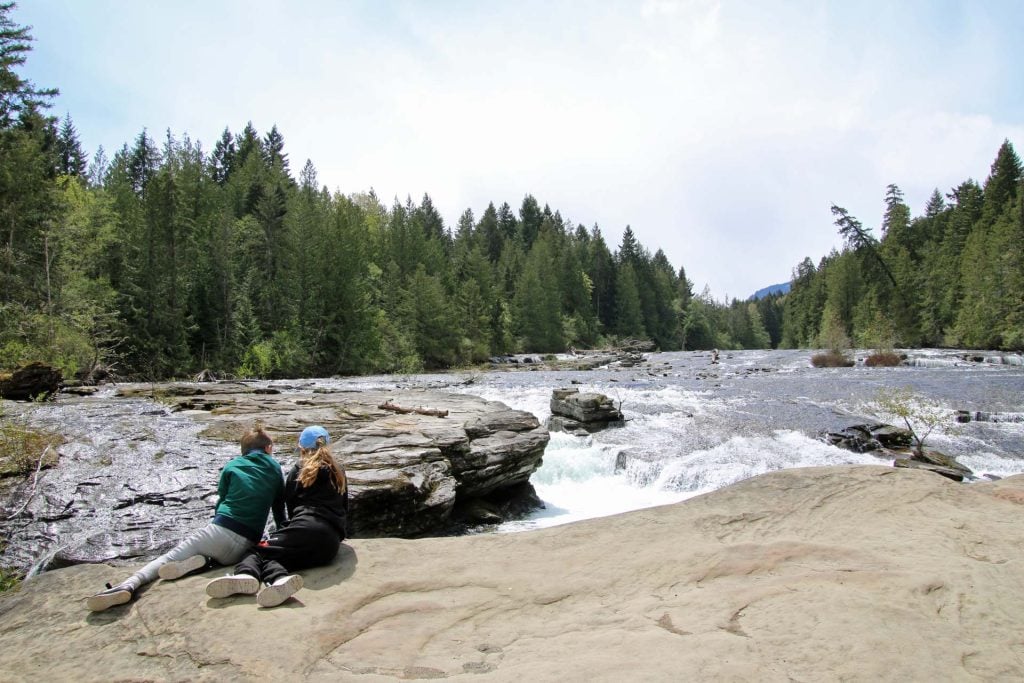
<box><xmin>377</xmin><ymin>401</ymin><xmax>449</xmax><ymax>418</ymax></box>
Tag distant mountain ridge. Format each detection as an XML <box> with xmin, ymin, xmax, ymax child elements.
<box><xmin>751</xmin><ymin>282</ymin><xmax>791</xmax><ymax>300</ymax></box>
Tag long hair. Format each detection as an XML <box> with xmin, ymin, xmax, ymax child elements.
<box><xmin>298</xmin><ymin>436</ymin><xmax>346</xmax><ymax>493</ymax></box>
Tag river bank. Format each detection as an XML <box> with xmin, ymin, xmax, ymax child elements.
<box><xmin>1</xmin><ymin>465</ymin><xmax>1022</xmax><ymax>680</ymax></box>
<box><xmin>2</xmin><ymin>348</ymin><xmax>1023</xmax><ymax>576</ymax></box>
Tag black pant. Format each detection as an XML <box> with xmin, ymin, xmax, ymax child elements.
<box><xmin>236</xmin><ymin>513</ymin><xmax>340</xmax><ymax>584</ymax></box>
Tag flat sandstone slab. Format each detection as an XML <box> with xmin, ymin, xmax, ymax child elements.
<box><xmin>2</xmin><ymin>465</ymin><xmax>1023</xmax><ymax>681</ymax></box>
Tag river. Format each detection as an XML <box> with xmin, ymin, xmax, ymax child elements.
<box><xmin>2</xmin><ymin>348</ymin><xmax>1023</xmax><ymax>573</ymax></box>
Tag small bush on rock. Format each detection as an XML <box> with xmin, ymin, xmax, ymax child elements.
<box><xmin>0</xmin><ymin>407</ymin><xmax>62</xmax><ymax>477</ymax></box>
<box><xmin>0</xmin><ymin>563</ymin><xmax>21</xmax><ymax>593</ymax></box>
<box><xmin>865</xmin><ymin>352</ymin><xmax>903</xmax><ymax>367</ymax></box>
<box><xmin>811</xmin><ymin>350</ymin><xmax>855</xmax><ymax>368</ymax></box>
<box><xmin>873</xmin><ymin>387</ymin><xmax>948</xmax><ymax>456</ymax></box>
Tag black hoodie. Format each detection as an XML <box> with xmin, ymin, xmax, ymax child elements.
<box><xmin>283</xmin><ymin>463</ymin><xmax>348</xmax><ymax>539</ymax></box>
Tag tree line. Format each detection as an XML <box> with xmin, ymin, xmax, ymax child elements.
<box><xmin>782</xmin><ymin>141</ymin><xmax>1023</xmax><ymax>352</ymax></box>
<box><xmin>3</xmin><ymin>3</ymin><xmax>790</xmax><ymax>380</ymax></box>
<box><xmin>1</xmin><ymin>4</ymin><xmax>1018</xmax><ymax>382</ymax></box>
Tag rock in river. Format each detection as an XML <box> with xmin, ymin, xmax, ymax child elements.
<box><xmin>548</xmin><ymin>387</ymin><xmax>624</xmax><ymax>435</ymax></box>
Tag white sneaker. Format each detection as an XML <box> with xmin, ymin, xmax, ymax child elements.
<box><xmin>256</xmin><ymin>574</ymin><xmax>303</xmax><ymax>608</ymax></box>
<box><xmin>87</xmin><ymin>583</ymin><xmax>133</xmax><ymax>612</ymax></box>
<box><xmin>157</xmin><ymin>554</ymin><xmax>207</xmax><ymax>580</ymax></box>
<box><xmin>205</xmin><ymin>574</ymin><xmax>260</xmax><ymax>598</ymax></box>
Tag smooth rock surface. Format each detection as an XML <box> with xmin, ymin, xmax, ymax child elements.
<box><xmin>2</xmin><ymin>466</ymin><xmax>1023</xmax><ymax>681</ymax></box>
<box><xmin>0</xmin><ymin>385</ymin><xmax>548</xmax><ymax>571</ymax></box>
<box><xmin>166</xmin><ymin>386</ymin><xmax>551</xmax><ymax>537</ymax></box>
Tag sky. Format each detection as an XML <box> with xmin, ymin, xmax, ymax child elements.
<box><xmin>15</xmin><ymin>0</ymin><xmax>1024</xmax><ymax>300</ymax></box>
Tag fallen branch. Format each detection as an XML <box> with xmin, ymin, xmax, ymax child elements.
<box><xmin>378</xmin><ymin>401</ymin><xmax>449</xmax><ymax>418</ymax></box>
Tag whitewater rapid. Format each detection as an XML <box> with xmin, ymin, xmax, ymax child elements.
<box><xmin>6</xmin><ymin>348</ymin><xmax>1024</xmax><ymax>541</ymax></box>
<box><xmin>436</xmin><ymin>348</ymin><xmax>1024</xmax><ymax>531</ymax></box>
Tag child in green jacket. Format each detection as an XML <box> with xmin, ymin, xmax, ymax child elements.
<box><xmin>87</xmin><ymin>425</ymin><xmax>284</xmax><ymax>612</ymax></box>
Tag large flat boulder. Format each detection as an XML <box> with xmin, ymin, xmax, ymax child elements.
<box><xmin>2</xmin><ymin>466</ymin><xmax>1023</xmax><ymax>680</ymax></box>
<box><xmin>116</xmin><ymin>384</ymin><xmax>549</xmax><ymax>539</ymax></box>
<box><xmin>0</xmin><ymin>384</ymin><xmax>548</xmax><ymax>571</ymax></box>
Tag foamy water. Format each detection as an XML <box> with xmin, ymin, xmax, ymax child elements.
<box><xmin>6</xmin><ymin>348</ymin><xmax>1024</xmax><ymax>546</ymax></box>
<box><xmin>440</xmin><ymin>348</ymin><xmax>1024</xmax><ymax>531</ymax></box>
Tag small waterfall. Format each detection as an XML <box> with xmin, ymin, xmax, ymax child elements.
<box><xmin>904</xmin><ymin>357</ymin><xmax>963</xmax><ymax>368</ymax></box>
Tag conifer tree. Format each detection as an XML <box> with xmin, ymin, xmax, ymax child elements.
<box><xmin>586</xmin><ymin>225</ymin><xmax>616</xmax><ymax>332</ymax></box>
<box><xmin>0</xmin><ymin>2</ymin><xmax>57</xmax><ymax>127</ymax></box>
<box><xmin>211</xmin><ymin>127</ymin><xmax>236</xmax><ymax>186</ymax></box>
<box><xmin>56</xmin><ymin>113</ymin><xmax>86</xmax><ymax>177</ymax></box>
<box><xmin>518</xmin><ymin>194</ymin><xmax>542</xmax><ymax>249</ymax></box>
<box><xmin>614</xmin><ymin>262</ymin><xmax>645</xmax><ymax>338</ymax></box>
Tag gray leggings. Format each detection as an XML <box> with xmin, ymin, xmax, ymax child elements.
<box><xmin>125</xmin><ymin>522</ymin><xmax>253</xmax><ymax>590</ymax></box>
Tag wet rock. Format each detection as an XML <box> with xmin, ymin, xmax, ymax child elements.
<box><xmin>893</xmin><ymin>457</ymin><xmax>966</xmax><ymax>482</ymax></box>
<box><xmin>617</xmin><ymin>353</ymin><xmax>644</xmax><ymax>368</ymax></box>
<box><xmin>547</xmin><ymin>416</ymin><xmax>593</xmax><ymax>437</ymax></box>
<box><xmin>72</xmin><ymin>363</ymin><xmax>113</xmax><ymax>386</ymax></box>
<box><xmin>906</xmin><ymin>449</ymin><xmax>972</xmax><ymax>478</ymax></box>
<box><xmin>0</xmin><ymin>363</ymin><xmax>62</xmax><ymax>401</ymax></box>
<box><xmin>455</xmin><ymin>498</ymin><xmax>504</xmax><ymax>524</ymax></box>
<box><xmin>453</xmin><ymin>482</ymin><xmax>544</xmax><ymax>526</ymax></box>
<box><xmin>823</xmin><ymin>423</ymin><xmax>913</xmax><ymax>453</ymax></box>
<box><xmin>549</xmin><ymin>388</ymin><xmax>624</xmax><ymax>433</ymax></box>
<box><xmin>870</xmin><ymin>425</ymin><xmax>913</xmax><ymax>449</ymax></box>
<box><xmin>614</xmin><ymin>450</ymin><xmax>631</xmax><ymax>473</ymax></box>
<box><xmin>60</xmin><ymin>385</ymin><xmax>98</xmax><ymax>397</ymax></box>
<box><xmin>1</xmin><ymin>384</ymin><xmax>550</xmax><ymax>570</ymax></box>
<box><xmin>955</xmin><ymin>410</ymin><xmax>1024</xmax><ymax>424</ymax></box>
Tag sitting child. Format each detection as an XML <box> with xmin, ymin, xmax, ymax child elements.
<box><xmin>87</xmin><ymin>425</ymin><xmax>284</xmax><ymax>611</ymax></box>
<box><xmin>205</xmin><ymin>425</ymin><xmax>348</xmax><ymax>607</ymax></box>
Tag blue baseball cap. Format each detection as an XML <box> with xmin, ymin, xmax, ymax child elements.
<box><xmin>298</xmin><ymin>425</ymin><xmax>330</xmax><ymax>449</ymax></box>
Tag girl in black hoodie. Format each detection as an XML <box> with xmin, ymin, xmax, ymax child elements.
<box><xmin>205</xmin><ymin>425</ymin><xmax>348</xmax><ymax>607</ymax></box>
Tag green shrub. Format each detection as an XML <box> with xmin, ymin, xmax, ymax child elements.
<box><xmin>236</xmin><ymin>331</ymin><xmax>311</xmax><ymax>379</ymax></box>
<box><xmin>873</xmin><ymin>387</ymin><xmax>949</xmax><ymax>456</ymax></box>
<box><xmin>0</xmin><ymin>566</ymin><xmax>21</xmax><ymax>593</ymax></box>
<box><xmin>238</xmin><ymin>341</ymin><xmax>275</xmax><ymax>378</ymax></box>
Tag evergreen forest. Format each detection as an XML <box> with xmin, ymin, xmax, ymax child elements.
<box><xmin>1</xmin><ymin>4</ymin><xmax>1021</xmax><ymax>382</ymax></box>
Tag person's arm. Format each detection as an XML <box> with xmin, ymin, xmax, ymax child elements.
<box><xmin>271</xmin><ymin>482</ymin><xmax>286</xmax><ymax>529</ymax></box>
<box><xmin>214</xmin><ymin>465</ymin><xmax>231</xmax><ymax>514</ymax></box>
<box><xmin>274</xmin><ymin>465</ymin><xmax>297</xmax><ymax>529</ymax></box>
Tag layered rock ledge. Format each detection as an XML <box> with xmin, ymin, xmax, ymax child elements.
<box><xmin>113</xmin><ymin>383</ymin><xmax>551</xmax><ymax>538</ymax></box>
<box><xmin>1</xmin><ymin>466</ymin><xmax>1022</xmax><ymax>681</ymax></box>
<box><xmin>0</xmin><ymin>383</ymin><xmax>548</xmax><ymax>572</ymax></box>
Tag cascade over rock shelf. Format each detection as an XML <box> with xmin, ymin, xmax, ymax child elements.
<box><xmin>2</xmin><ymin>466</ymin><xmax>1023</xmax><ymax>680</ymax></box>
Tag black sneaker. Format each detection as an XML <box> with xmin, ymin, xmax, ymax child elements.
<box><xmin>87</xmin><ymin>582</ymin><xmax>133</xmax><ymax>612</ymax></box>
